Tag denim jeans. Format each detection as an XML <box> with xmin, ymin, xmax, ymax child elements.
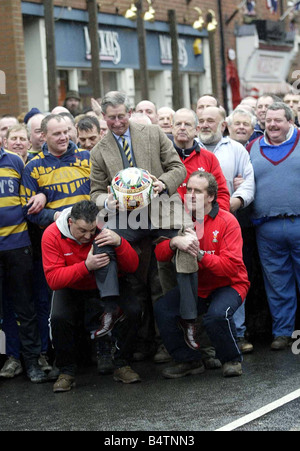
<box><xmin>154</xmin><ymin>285</ymin><xmax>242</xmax><ymax>364</ymax></box>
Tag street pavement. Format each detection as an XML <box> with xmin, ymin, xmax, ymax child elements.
<box><xmin>1</xmin><ymin>341</ymin><xmax>300</xmax><ymax>433</ymax></box>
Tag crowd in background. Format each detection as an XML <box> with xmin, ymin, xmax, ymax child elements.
<box><xmin>1</xmin><ymin>86</ymin><xmax>300</xmax><ymax>391</ymax></box>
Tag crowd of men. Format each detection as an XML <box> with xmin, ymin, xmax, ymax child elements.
<box><xmin>0</xmin><ymin>87</ymin><xmax>300</xmax><ymax>392</ymax></box>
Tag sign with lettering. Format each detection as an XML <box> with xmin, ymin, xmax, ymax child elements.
<box><xmin>54</xmin><ymin>20</ymin><xmax>204</xmax><ymax>72</ymax></box>
<box><xmin>84</xmin><ymin>27</ymin><xmax>121</xmax><ymax>65</ymax></box>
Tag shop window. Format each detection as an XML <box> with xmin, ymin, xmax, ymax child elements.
<box><xmin>78</xmin><ymin>70</ymin><xmax>118</xmax><ymax>109</ymax></box>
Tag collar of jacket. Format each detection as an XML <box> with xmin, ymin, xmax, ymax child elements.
<box><xmin>172</xmin><ymin>137</ymin><xmax>201</xmax><ymax>159</ymax></box>
<box><xmin>41</xmin><ymin>139</ymin><xmax>78</xmax><ymax>157</ymax></box>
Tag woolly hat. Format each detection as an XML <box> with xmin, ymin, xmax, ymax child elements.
<box><xmin>24</xmin><ymin>107</ymin><xmax>41</xmax><ymax>124</ymax></box>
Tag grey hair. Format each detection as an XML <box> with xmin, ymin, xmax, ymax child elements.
<box><xmin>27</xmin><ymin>113</ymin><xmax>46</xmax><ymax>134</ymax></box>
<box><xmin>130</xmin><ymin>112</ymin><xmax>152</xmax><ymax>124</ymax></box>
<box><xmin>227</xmin><ymin>108</ymin><xmax>256</xmax><ymax>128</ymax></box>
<box><xmin>101</xmin><ymin>91</ymin><xmax>132</xmax><ymax>114</ymax></box>
<box><xmin>267</xmin><ymin>102</ymin><xmax>294</xmax><ymax>121</ymax></box>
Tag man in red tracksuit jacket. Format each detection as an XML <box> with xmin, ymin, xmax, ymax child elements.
<box><xmin>158</xmin><ymin>108</ymin><xmax>231</xmax><ymax>366</ymax></box>
<box><xmin>41</xmin><ymin>200</ymin><xmax>141</xmax><ymax>391</ymax></box>
<box><xmin>154</xmin><ymin>171</ymin><xmax>250</xmax><ymax>379</ymax></box>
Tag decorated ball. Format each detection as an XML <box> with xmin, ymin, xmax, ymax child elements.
<box><xmin>110</xmin><ymin>167</ymin><xmax>154</xmax><ymax>210</ymax></box>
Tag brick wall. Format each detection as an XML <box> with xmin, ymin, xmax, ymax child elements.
<box><xmin>0</xmin><ymin>0</ymin><xmax>28</xmax><ymax>117</ymax></box>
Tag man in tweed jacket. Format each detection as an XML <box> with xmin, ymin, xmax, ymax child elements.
<box><xmin>90</xmin><ymin>91</ymin><xmax>187</xmax><ymax>230</ymax></box>
<box><xmin>90</xmin><ymin>91</ymin><xmax>199</xmax><ymax>351</ymax></box>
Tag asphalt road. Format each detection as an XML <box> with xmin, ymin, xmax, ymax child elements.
<box><xmin>1</xmin><ymin>340</ymin><xmax>300</xmax><ymax>433</ymax></box>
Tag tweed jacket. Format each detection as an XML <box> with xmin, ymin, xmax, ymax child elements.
<box><xmin>90</xmin><ymin>122</ymin><xmax>189</xmax><ymax>229</ymax></box>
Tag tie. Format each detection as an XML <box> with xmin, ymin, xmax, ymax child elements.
<box><xmin>120</xmin><ymin>135</ymin><xmax>133</xmax><ymax>167</ymax></box>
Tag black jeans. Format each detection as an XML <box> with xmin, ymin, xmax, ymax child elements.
<box><xmin>50</xmin><ymin>284</ymin><xmax>142</xmax><ymax>375</ymax></box>
<box><xmin>0</xmin><ymin>246</ymin><xmax>41</xmax><ymax>367</ymax></box>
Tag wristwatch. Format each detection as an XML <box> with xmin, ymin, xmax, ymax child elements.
<box><xmin>197</xmin><ymin>250</ymin><xmax>205</xmax><ymax>261</ymax></box>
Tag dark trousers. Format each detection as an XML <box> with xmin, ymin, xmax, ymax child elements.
<box><xmin>50</xmin><ymin>285</ymin><xmax>142</xmax><ymax>376</ymax></box>
<box><xmin>0</xmin><ymin>246</ymin><xmax>41</xmax><ymax>366</ymax></box>
<box><xmin>96</xmin><ymin>214</ymin><xmax>198</xmax><ymax>312</ymax></box>
<box><xmin>154</xmin><ymin>285</ymin><xmax>242</xmax><ymax>364</ymax></box>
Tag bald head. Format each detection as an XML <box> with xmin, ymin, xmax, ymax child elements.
<box><xmin>196</xmin><ymin>95</ymin><xmax>219</xmax><ymax>117</ymax></box>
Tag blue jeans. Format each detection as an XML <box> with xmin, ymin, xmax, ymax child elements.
<box><xmin>256</xmin><ymin>216</ymin><xmax>300</xmax><ymax>337</ymax></box>
<box><xmin>233</xmin><ymin>301</ymin><xmax>246</xmax><ymax>338</ymax></box>
<box><xmin>154</xmin><ymin>286</ymin><xmax>242</xmax><ymax>364</ymax></box>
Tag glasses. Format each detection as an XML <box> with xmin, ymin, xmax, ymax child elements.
<box><xmin>106</xmin><ymin>115</ymin><xmax>127</xmax><ymax>121</ymax></box>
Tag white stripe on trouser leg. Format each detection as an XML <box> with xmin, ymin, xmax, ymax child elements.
<box><xmin>48</xmin><ymin>291</ymin><xmax>55</xmax><ymax>342</ymax></box>
<box><xmin>225</xmin><ymin>306</ymin><xmax>243</xmax><ymax>360</ymax></box>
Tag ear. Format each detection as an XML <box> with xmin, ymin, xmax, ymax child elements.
<box><xmin>208</xmin><ymin>194</ymin><xmax>215</xmax><ymax>204</ymax></box>
<box><xmin>221</xmin><ymin>121</ymin><xmax>227</xmax><ymax>133</ymax></box>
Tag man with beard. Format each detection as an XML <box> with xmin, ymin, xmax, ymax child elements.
<box><xmin>197</xmin><ymin>106</ymin><xmax>254</xmax><ymax>214</ymax></box>
<box><xmin>63</xmin><ymin>91</ymin><xmax>82</xmax><ymax>117</ymax></box>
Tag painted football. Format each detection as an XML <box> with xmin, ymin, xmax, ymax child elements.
<box><xmin>111</xmin><ymin>167</ymin><xmax>154</xmax><ymax>210</ymax></box>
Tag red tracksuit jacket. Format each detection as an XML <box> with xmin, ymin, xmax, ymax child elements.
<box><xmin>155</xmin><ymin>204</ymin><xmax>250</xmax><ymax>301</ymax></box>
<box><xmin>177</xmin><ymin>147</ymin><xmax>230</xmax><ymax>212</ymax></box>
<box><xmin>42</xmin><ymin>222</ymin><xmax>139</xmax><ymax>291</ymax></box>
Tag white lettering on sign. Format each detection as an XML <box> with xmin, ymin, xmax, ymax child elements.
<box><xmin>84</xmin><ymin>27</ymin><xmax>121</xmax><ymax>65</ymax></box>
<box><xmin>159</xmin><ymin>35</ymin><xmax>188</xmax><ymax>68</ymax></box>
